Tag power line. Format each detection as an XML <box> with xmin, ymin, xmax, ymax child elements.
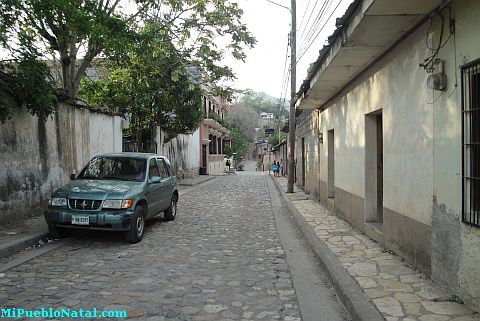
<box><xmin>297</xmin><ymin>0</ymin><xmax>321</xmax><ymax>45</ymax></box>
<box><xmin>296</xmin><ymin>0</ymin><xmax>343</xmax><ymax>64</ymax></box>
<box><xmin>297</xmin><ymin>0</ymin><xmax>312</xmax><ymax>34</ymax></box>
<box><xmin>297</xmin><ymin>0</ymin><xmax>332</xmax><ymax>59</ymax></box>
<box><xmin>276</xmin><ymin>37</ymin><xmax>290</xmax><ymax>131</ymax></box>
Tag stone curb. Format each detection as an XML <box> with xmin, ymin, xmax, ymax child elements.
<box><xmin>0</xmin><ymin>230</ymin><xmax>49</xmax><ymax>260</ymax></box>
<box><xmin>0</xmin><ymin>237</ymin><xmax>72</xmax><ymax>273</ymax></box>
<box><xmin>270</xmin><ymin>176</ymin><xmax>384</xmax><ymax>321</ymax></box>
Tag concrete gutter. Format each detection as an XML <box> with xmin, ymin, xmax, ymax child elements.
<box><xmin>270</xmin><ymin>177</ymin><xmax>384</xmax><ymax>321</ymax></box>
<box><xmin>0</xmin><ymin>230</ymin><xmax>49</xmax><ymax>260</ymax></box>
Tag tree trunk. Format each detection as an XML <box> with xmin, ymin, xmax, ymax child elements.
<box><xmin>136</xmin><ymin>128</ymin><xmax>142</xmax><ymax>152</ymax></box>
<box><xmin>61</xmin><ymin>58</ymin><xmax>74</xmax><ymax>99</ymax></box>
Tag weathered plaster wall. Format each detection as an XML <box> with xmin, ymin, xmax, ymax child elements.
<box><xmin>0</xmin><ymin>103</ymin><xmax>123</xmax><ymax>223</ymax></box>
<box><xmin>156</xmin><ymin>128</ymin><xmax>200</xmax><ymax>178</ymax></box>
<box><xmin>307</xmin><ymin>0</ymin><xmax>480</xmax><ymax>309</ymax></box>
<box><xmin>431</xmin><ymin>0</ymin><xmax>480</xmax><ymax>310</ymax></box>
<box><xmin>319</xmin><ymin>22</ymin><xmax>434</xmax><ymax>226</ymax></box>
<box><xmin>312</xmin><ymin>17</ymin><xmax>436</xmax><ymax>273</ymax></box>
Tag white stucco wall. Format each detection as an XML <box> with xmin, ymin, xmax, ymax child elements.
<box><xmin>319</xmin><ymin>21</ymin><xmax>434</xmax><ymax>226</ymax></box>
<box><xmin>156</xmin><ymin>128</ymin><xmax>200</xmax><ymax>177</ymax></box>
<box><xmin>314</xmin><ymin>0</ymin><xmax>480</xmax><ymax>309</ymax></box>
<box><xmin>0</xmin><ymin>103</ymin><xmax>123</xmax><ymax>223</ymax></box>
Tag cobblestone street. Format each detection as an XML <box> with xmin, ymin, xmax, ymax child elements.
<box><xmin>0</xmin><ymin>171</ymin><xmax>338</xmax><ymax>321</ymax></box>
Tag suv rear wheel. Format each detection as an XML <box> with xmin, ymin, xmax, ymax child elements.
<box><xmin>164</xmin><ymin>195</ymin><xmax>178</xmax><ymax>221</ymax></box>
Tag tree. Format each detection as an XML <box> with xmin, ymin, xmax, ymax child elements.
<box><xmin>0</xmin><ymin>0</ymin><xmax>255</xmax><ymax>100</ymax></box>
<box><xmin>0</xmin><ymin>51</ymin><xmax>57</xmax><ymax>122</ymax></box>
<box><xmin>79</xmin><ymin>23</ymin><xmax>203</xmax><ymax>144</ymax></box>
<box><xmin>238</xmin><ymin>90</ymin><xmax>289</xmax><ymax>116</ymax></box>
<box><xmin>228</xmin><ymin>126</ymin><xmax>249</xmax><ymax>158</ymax></box>
<box><xmin>226</xmin><ymin>101</ymin><xmax>259</xmax><ymax>142</ymax></box>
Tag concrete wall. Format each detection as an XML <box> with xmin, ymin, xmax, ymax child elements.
<box><xmin>208</xmin><ymin>155</ymin><xmax>225</xmax><ymax>175</ymax></box>
<box><xmin>156</xmin><ymin>128</ymin><xmax>200</xmax><ymax>178</ymax></box>
<box><xmin>430</xmin><ymin>0</ymin><xmax>480</xmax><ymax>310</ymax></box>
<box><xmin>313</xmin><ymin>18</ymin><xmax>435</xmax><ymax>274</ymax></box>
<box><xmin>0</xmin><ymin>103</ymin><xmax>123</xmax><ymax>223</ymax></box>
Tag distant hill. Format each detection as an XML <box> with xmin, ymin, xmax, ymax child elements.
<box><xmin>255</xmin><ymin>92</ymin><xmax>289</xmax><ymax>109</ymax></box>
<box><xmin>238</xmin><ymin>90</ymin><xmax>289</xmax><ymax>115</ymax></box>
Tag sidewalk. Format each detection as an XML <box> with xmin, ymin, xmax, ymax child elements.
<box><xmin>272</xmin><ymin>175</ymin><xmax>480</xmax><ymax>321</ymax></box>
<box><xmin>0</xmin><ymin>175</ymin><xmax>216</xmax><ymax>260</ymax></box>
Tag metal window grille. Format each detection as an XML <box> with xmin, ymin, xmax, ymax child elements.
<box><xmin>462</xmin><ymin>59</ymin><xmax>480</xmax><ymax>226</ymax></box>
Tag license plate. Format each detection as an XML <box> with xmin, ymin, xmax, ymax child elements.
<box><xmin>71</xmin><ymin>215</ymin><xmax>89</xmax><ymax>225</ymax></box>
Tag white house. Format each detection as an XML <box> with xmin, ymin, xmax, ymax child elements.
<box><xmin>295</xmin><ymin>0</ymin><xmax>480</xmax><ymax>311</ymax></box>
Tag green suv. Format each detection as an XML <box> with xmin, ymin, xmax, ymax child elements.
<box><xmin>45</xmin><ymin>153</ymin><xmax>178</xmax><ymax>243</ymax></box>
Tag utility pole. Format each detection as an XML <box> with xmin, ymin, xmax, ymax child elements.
<box><xmin>287</xmin><ymin>0</ymin><xmax>296</xmax><ymax>193</ymax></box>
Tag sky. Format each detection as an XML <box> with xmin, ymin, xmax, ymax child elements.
<box><xmin>225</xmin><ymin>0</ymin><xmax>353</xmax><ymax>99</ymax></box>
<box><xmin>0</xmin><ymin>0</ymin><xmax>353</xmax><ymax>101</ymax></box>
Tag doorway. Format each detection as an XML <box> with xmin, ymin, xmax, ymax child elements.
<box><xmin>201</xmin><ymin>144</ymin><xmax>208</xmax><ymax>175</ymax></box>
<box><xmin>302</xmin><ymin>138</ymin><xmax>306</xmax><ymax>187</ymax></box>
<box><xmin>327</xmin><ymin>129</ymin><xmax>335</xmax><ymax>198</ymax></box>
<box><xmin>365</xmin><ymin>111</ymin><xmax>383</xmax><ymax>224</ymax></box>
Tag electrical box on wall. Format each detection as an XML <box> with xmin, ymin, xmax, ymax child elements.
<box><xmin>427</xmin><ymin>59</ymin><xmax>447</xmax><ymax>91</ymax></box>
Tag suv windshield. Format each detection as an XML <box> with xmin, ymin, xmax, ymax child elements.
<box><xmin>78</xmin><ymin>157</ymin><xmax>146</xmax><ymax>182</ymax></box>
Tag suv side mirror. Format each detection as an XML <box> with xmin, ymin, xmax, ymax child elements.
<box><xmin>70</xmin><ymin>174</ymin><xmax>76</xmax><ymax>180</ymax></box>
<box><xmin>150</xmin><ymin>176</ymin><xmax>161</xmax><ymax>183</ymax></box>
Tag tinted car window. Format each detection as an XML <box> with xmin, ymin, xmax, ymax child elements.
<box><xmin>157</xmin><ymin>159</ymin><xmax>169</xmax><ymax>178</ymax></box>
<box><xmin>78</xmin><ymin>157</ymin><xmax>146</xmax><ymax>181</ymax></box>
<box><xmin>148</xmin><ymin>158</ymin><xmax>160</xmax><ymax>178</ymax></box>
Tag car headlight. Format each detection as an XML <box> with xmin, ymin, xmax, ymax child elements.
<box><xmin>49</xmin><ymin>197</ymin><xmax>67</xmax><ymax>207</ymax></box>
<box><xmin>103</xmin><ymin>199</ymin><xmax>132</xmax><ymax>209</ymax></box>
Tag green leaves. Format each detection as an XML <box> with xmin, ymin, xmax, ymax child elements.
<box><xmin>154</xmin><ymin>0</ymin><xmax>256</xmax><ymax>85</ymax></box>
<box><xmin>12</xmin><ymin>53</ymin><xmax>57</xmax><ymax>120</ymax></box>
<box><xmin>0</xmin><ymin>0</ymin><xmax>256</xmax><ymax>139</ymax></box>
<box><xmin>79</xmin><ymin>23</ymin><xmax>203</xmax><ymax>140</ymax></box>
<box><xmin>0</xmin><ymin>51</ymin><xmax>57</xmax><ymax>122</ymax></box>
<box><xmin>229</xmin><ymin>126</ymin><xmax>249</xmax><ymax>158</ymax></box>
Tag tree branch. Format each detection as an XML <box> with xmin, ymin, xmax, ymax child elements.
<box><xmin>106</xmin><ymin>0</ymin><xmax>121</xmax><ymax>15</ymax></box>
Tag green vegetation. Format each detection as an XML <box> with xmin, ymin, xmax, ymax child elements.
<box><xmin>228</xmin><ymin>126</ymin><xmax>250</xmax><ymax>158</ymax></box>
<box><xmin>225</xmin><ymin>90</ymin><xmax>289</xmax><ymax>158</ymax></box>
<box><xmin>79</xmin><ymin>23</ymin><xmax>203</xmax><ymax>140</ymax></box>
<box><xmin>0</xmin><ymin>0</ymin><xmax>255</xmax><ymax>139</ymax></box>
<box><xmin>239</xmin><ymin>90</ymin><xmax>289</xmax><ymax>116</ymax></box>
<box><xmin>256</xmin><ymin>158</ymin><xmax>263</xmax><ymax>170</ymax></box>
<box><xmin>0</xmin><ymin>52</ymin><xmax>57</xmax><ymax>122</ymax></box>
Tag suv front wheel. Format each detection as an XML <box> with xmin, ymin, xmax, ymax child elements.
<box><xmin>125</xmin><ymin>205</ymin><xmax>145</xmax><ymax>243</ymax></box>
<box><xmin>48</xmin><ymin>225</ymin><xmax>71</xmax><ymax>238</ymax></box>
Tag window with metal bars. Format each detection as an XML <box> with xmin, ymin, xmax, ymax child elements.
<box><xmin>462</xmin><ymin>59</ymin><xmax>480</xmax><ymax>227</ymax></box>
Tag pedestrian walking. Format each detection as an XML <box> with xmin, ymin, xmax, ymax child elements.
<box><xmin>224</xmin><ymin>156</ymin><xmax>229</xmax><ymax>174</ymax></box>
<box><xmin>272</xmin><ymin>161</ymin><xmax>279</xmax><ymax>177</ymax></box>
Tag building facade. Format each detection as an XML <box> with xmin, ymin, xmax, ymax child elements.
<box><xmin>200</xmin><ymin>94</ymin><xmax>229</xmax><ymax>175</ymax></box>
<box><xmin>295</xmin><ymin>0</ymin><xmax>480</xmax><ymax>310</ymax></box>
